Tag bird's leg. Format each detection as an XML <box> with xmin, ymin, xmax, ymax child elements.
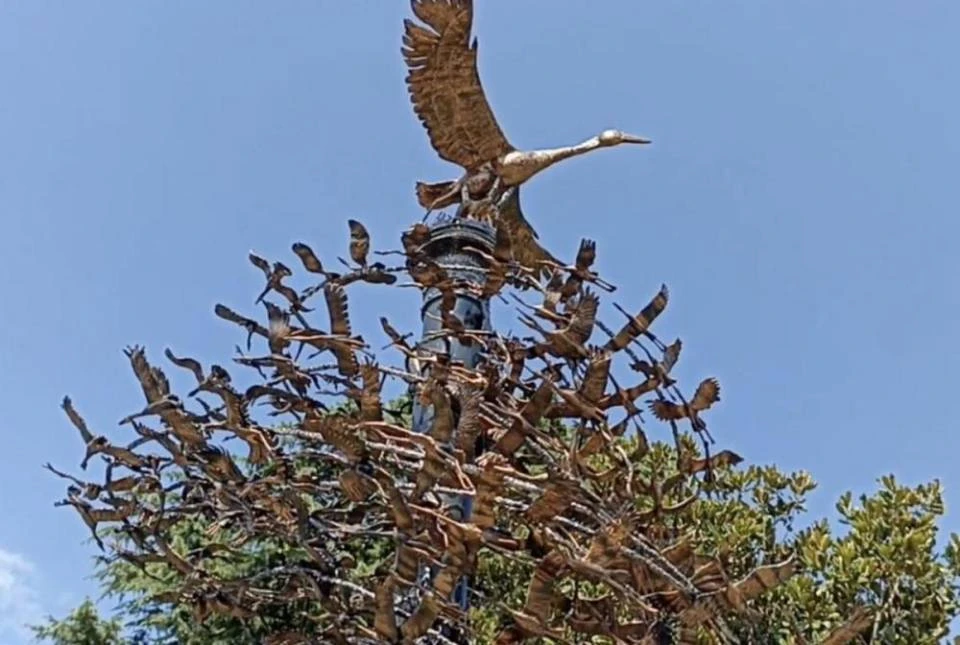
<box><xmin>480</xmin><ymin>177</ymin><xmax>504</xmax><ymax>224</ymax></box>
<box><xmin>588</xmin><ymin>274</ymin><xmax>618</xmax><ymax>293</ymax></box>
<box><xmin>487</xmin><ymin>175</ymin><xmax>503</xmax><ymax>201</ymax></box>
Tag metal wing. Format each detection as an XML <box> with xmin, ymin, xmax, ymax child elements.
<box><xmin>164</xmin><ymin>348</ymin><xmax>204</xmax><ymax>385</ymax></box>
<box><xmin>497</xmin><ymin>187</ymin><xmax>560</xmax><ymax>280</ymax></box>
<box><xmin>62</xmin><ymin>396</ymin><xmax>96</xmax><ymax>445</ymax></box>
<box><xmin>724</xmin><ymin>556</ymin><xmax>796</xmax><ymax>611</ymax></box>
<box><xmin>649</xmin><ymin>398</ymin><xmax>684</xmax><ymax>422</ymax></box>
<box><xmin>323</xmin><ymin>283</ymin><xmax>360</xmax><ymax>378</ymax></box>
<box><xmin>818</xmin><ymin>606</ymin><xmax>874</xmax><ymax>645</ymax></box>
<box><xmin>567</xmin><ymin>290</ymin><xmax>599</xmax><ymax>346</ymax></box>
<box><xmin>358</xmin><ymin>360</ymin><xmax>383</xmax><ymax>422</ymax></box>
<box><xmin>574</xmin><ymin>238</ymin><xmax>596</xmax><ymax>272</ymax></box>
<box><xmin>690</xmin><ymin>377</ymin><xmax>721</xmax><ymax>412</ymax></box>
<box><xmin>323</xmin><ymin>283</ymin><xmax>353</xmax><ymax>338</ymax></box>
<box><xmin>291</xmin><ymin>242</ymin><xmax>325</xmax><ymax>274</ymax></box>
<box><xmin>579</xmin><ymin>348</ymin><xmax>612</xmax><ymax>403</ymax></box>
<box><xmin>403</xmin><ymin>0</ymin><xmax>514</xmax><ymax>171</ymax></box>
<box><xmin>372</xmin><ymin>575</ymin><xmax>399</xmax><ymax>642</ymax></box>
<box><xmin>522</xmin><ymin>550</ymin><xmax>566</xmax><ymax>622</ymax></box>
<box><xmin>124</xmin><ymin>345</ymin><xmax>170</xmax><ymax>404</ymax></box>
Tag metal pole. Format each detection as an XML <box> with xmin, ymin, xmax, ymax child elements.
<box><xmin>410</xmin><ymin>215</ymin><xmax>495</xmax><ymax>614</ymax></box>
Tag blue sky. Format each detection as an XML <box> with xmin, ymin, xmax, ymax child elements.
<box><xmin>1</xmin><ymin>1</ymin><xmax>959</xmax><ymax>641</ymax></box>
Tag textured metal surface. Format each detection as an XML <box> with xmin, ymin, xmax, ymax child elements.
<box><xmin>414</xmin><ymin>218</ymin><xmax>495</xmax><ymax>368</ymax></box>
<box><xmin>411</xmin><ymin>218</ymin><xmax>495</xmax><ymax>614</ymax></box>
<box><xmin>404</xmin><ymin>0</ymin><xmax>648</xmax><ymax>280</ymax></box>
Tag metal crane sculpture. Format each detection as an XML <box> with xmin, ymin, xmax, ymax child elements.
<box><xmin>43</xmin><ymin>2</ymin><xmax>878</xmax><ymax>643</ymax></box>
<box><xmin>402</xmin><ymin>0</ymin><xmax>651</xmax><ymax>276</ymax></box>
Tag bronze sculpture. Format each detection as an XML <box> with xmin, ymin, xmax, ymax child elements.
<box><xmin>43</xmin><ymin>2</ymin><xmax>879</xmax><ymax>643</ymax></box>
<box><xmin>403</xmin><ymin>0</ymin><xmax>650</xmax><ymax>276</ymax></box>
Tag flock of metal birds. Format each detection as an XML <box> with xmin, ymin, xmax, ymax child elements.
<box><xmin>49</xmin><ymin>1</ymin><xmax>874</xmax><ymax>644</ymax></box>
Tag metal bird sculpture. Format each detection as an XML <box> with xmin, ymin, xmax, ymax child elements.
<box><xmin>402</xmin><ymin>0</ymin><xmax>650</xmax><ymax>275</ymax></box>
<box><xmin>43</xmin><ymin>3</ymin><xmax>873</xmax><ymax>642</ymax></box>
<box><xmin>47</xmin><ymin>223</ymin><xmax>867</xmax><ymax>644</ymax></box>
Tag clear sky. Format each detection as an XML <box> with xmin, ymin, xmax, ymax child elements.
<box><xmin>1</xmin><ymin>1</ymin><xmax>958</xmax><ymax>642</ymax></box>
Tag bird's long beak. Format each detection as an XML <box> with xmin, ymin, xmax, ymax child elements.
<box><xmin>622</xmin><ymin>133</ymin><xmax>652</xmax><ymax>144</ymax></box>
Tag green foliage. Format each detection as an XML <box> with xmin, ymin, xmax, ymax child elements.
<box><xmin>761</xmin><ymin>475</ymin><xmax>960</xmax><ymax>644</ymax></box>
<box><xmin>30</xmin><ymin>599</ymin><xmax>124</xmax><ymax>645</ymax></box>
<box><xmin>36</xmin><ymin>426</ymin><xmax>960</xmax><ymax>644</ymax></box>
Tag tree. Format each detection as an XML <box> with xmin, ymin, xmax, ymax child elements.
<box><xmin>30</xmin><ymin>599</ymin><xmax>124</xmax><ymax>645</ymax></box>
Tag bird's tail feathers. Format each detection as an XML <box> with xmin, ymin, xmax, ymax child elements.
<box><xmin>416</xmin><ymin>180</ymin><xmax>461</xmax><ymax>210</ymax></box>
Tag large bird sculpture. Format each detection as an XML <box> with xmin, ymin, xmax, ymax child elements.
<box><xmin>402</xmin><ymin>0</ymin><xmax>650</xmax><ymax>275</ymax></box>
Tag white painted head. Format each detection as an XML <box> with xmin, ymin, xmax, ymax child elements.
<box><xmin>598</xmin><ymin>129</ymin><xmax>651</xmax><ymax>146</ymax></box>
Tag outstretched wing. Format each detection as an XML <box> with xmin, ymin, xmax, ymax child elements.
<box><xmin>403</xmin><ymin>0</ymin><xmax>514</xmax><ymax>171</ymax></box>
<box><xmin>691</xmin><ymin>377</ymin><xmax>721</xmax><ymax>411</ymax></box>
<box><xmin>62</xmin><ymin>396</ymin><xmax>95</xmax><ymax>444</ymax></box>
<box><xmin>291</xmin><ymin>242</ymin><xmax>325</xmax><ymax>274</ymax></box>
<box><xmin>579</xmin><ymin>348</ymin><xmax>612</xmax><ymax>403</ymax></box>
<box><xmin>497</xmin><ymin>187</ymin><xmax>559</xmax><ymax>281</ymax></box>
<box><xmin>574</xmin><ymin>238</ymin><xmax>596</xmax><ymax>272</ymax></box>
<box><xmin>324</xmin><ymin>283</ymin><xmax>353</xmax><ymax>338</ymax></box>
<box><xmin>323</xmin><ymin>284</ymin><xmax>360</xmax><ymax>377</ymax></box>
<box><xmin>568</xmin><ymin>290</ymin><xmax>600</xmax><ymax>346</ymax></box>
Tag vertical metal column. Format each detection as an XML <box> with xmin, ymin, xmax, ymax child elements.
<box><xmin>409</xmin><ymin>217</ymin><xmax>495</xmax><ymax>613</ymax></box>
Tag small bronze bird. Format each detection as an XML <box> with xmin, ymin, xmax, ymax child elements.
<box><xmin>524</xmin><ymin>477</ymin><xmax>581</xmax><ymax>524</ymax></box>
<box><xmin>453</xmin><ymin>386</ymin><xmax>483</xmax><ymax>458</ymax></box>
<box><xmin>347</xmin><ymin>219</ymin><xmax>370</xmax><ymax>267</ymax></box>
<box><xmin>548</xmin><ymin>347</ymin><xmax>612</xmax><ymax>421</ymax></box>
<box><xmin>338</xmin><ymin>468</ymin><xmax>378</xmax><ymax>502</ymax></box>
<box><xmin>523</xmin><ymin>289</ymin><xmax>599</xmax><ymax>360</ymax></box>
<box><xmin>684</xmin><ymin>449</ymin><xmax>743</xmax><ymax>475</ymax></box>
<box><xmin>604</xmin><ymin>284</ymin><xmax>669</xmax><ymax>352</ymax></box>
<box><xmin>426</xmin><ymin>385</ymin><xmax>455</xmax><ymax>444</ymax></box>
<box><xmin>401</xmin><ymin>222</ymin><xmax>431</xmax><ymax>261</ymax></box>
<box><xmin>631</xmin><ymin>338</ymin><xmax>683</xmax><ymax>388</ymax></box>
<box><xmin>556</xmin><ymin>238</ymin><xmax>614</xmax><ymax>295</ymax></box>
<box><xmin>649</xmin><ymin>377</ymin><xmax>721</xmax><ymax>430</ymax></box>
<box><xmin>437</xmin><ymin>285</ymin><xmax>467</xmax><ymax>338</ymax></box>
<box><xmin>249</xmin><ymin>253</ymin><xmax>298</xmax><ymax>307</ymax></box>
<box><xmin>379</xmin><ymin>316</ymin><xmax>412</xmax><ymax>353</ymax></box>
<box><xmin>194</xmin><ymin>445</ymin><xmax>245</xmax><ymax>484</ymax></box>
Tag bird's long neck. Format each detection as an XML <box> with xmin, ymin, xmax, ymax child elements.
<box><xmin>497</xmin><ymin>136</ymin><xmax>602</xmax><ymax>186</ymax></box>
